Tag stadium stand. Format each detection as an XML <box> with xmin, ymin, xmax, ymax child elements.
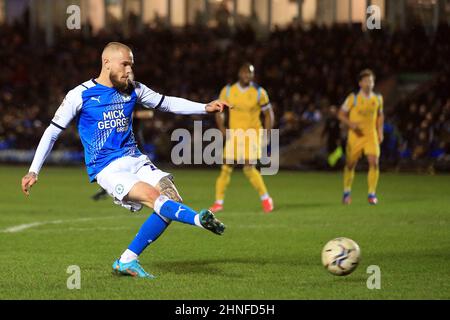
<box><xmin>0</xmin><ymin>20</ymin><xmax>449</xmax><ymax>170</ymax></box>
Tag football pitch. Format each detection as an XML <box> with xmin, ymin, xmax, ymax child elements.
<box><xmin>1</xmin><ymin>166</ymin><xmax>449</xmax><ymax>300</ymax></box>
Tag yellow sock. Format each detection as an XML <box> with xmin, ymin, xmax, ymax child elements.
<box><xmin>343</xmin><ymin>166</ymin><xmax>355</xmax><ymax>193</ymax></box>
<box><xmin>215</xmin><ymin>165</ymin><xmax>233</xmax><ymax>201</ymax></box>
<box><xmin>243</xmin><ymin>166</ymin><xmax>268</xmax><ymax>197</ymax></box>
<box><xmin>368</xmin><ymin>166</ymin><xmax>379</xmax><ymax>195</ymax></box>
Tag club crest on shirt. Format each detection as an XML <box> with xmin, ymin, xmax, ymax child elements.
<box><xmin>115</xmin><ymin>184</ymin><xmax>124</xmax><ymax>195</ymax></box>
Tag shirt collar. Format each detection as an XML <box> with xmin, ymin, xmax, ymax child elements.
<box><xmin>359</xmin><ymin>90</ymin><xmax>374</xmax><ymax>99</ymax></box>
<box><xmin>236</xmin><ymin>82</ymin><xmax>252</xmax><ymax>92</ymax></box>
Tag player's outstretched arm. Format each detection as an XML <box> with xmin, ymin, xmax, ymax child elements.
<box><xmin>135</xmin><ymin>82</ymin><xmax>231</xmax><ymax>115</ymax></box>
<box><xmin>157</xmin><ymin>96</ymin><xmax>231</xmax><ymax>115</ymax></box>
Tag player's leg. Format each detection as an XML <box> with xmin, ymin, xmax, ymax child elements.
<box><xmin>154</xmin><ymin>175</ymin><xmax>226</xmax><ymax>233</ymax></box>
<box><xmin>107</xmin><ymin>165</ymin><xmax>224</xmax><ymax>278</ymax></box>
<box><xmin>97</xmin><ymin>157</ymin><xmax>225</xmax><ymax>277</ymax></box>
<box><xmin>242</xmin><ymin>164</ymin><xmax>273</xmax><ymax>213</ymax></box>
<box><xmin>96</xmin><ymin>166</ymin><xmax>160</xmax><ymax>278</ymax></box>
<box><xmin>117</xmin><ymin>175</ymin><xmax>181</xmax><ymax>269</ymax></box>
<box><xmin>210</xmin><ymin>136</ymin><xmax>237</xmax><ymax>212</ymax></box>
<box><xmin>125</xmin><ymin>177</ymin><xmax>225</xmax><ymax>234</ymax></box>
<box><xmin>241</xmin><ymin>131</ymin><xmax>273</xmax><ymax>212</ymax></box>
<box><xmin>91</xmin><ymin>188</ymin><xmax>108</xmax><ymax>201</ymax></box>
<box><xmin>210</xmin><ymin>164</ymin><xmax>233</xmax><ymax>212</ymax></box>
<box><xmin>364</xmin><ymin>141</ymin><xmax>380</xmax><ymax>205</ymax></box>
<box><xmin>113</xmin><ymin>206</ymin><xmax>168</xmax><ymax>278</ymax></box>
<box><xmin>343</xmin><ymin>141</ymin><xmax>362</xmax><ymax>204</ymax></box>
<box><xmin>367</xmin><ymin>155</ymin><xmax>380</xmax><ymax>204</ymax></box>
<box><xmin>366</xmin><ymin>153</ymin><xmax>380</xmax><ymax>205</ymax></box>
<box><xmin>156</xmin><ymin>175</ymin><xmax>183</xmax><ymax>203</ymax></box>
<box><xmin>134</xmin><ymin>162</ymin><xmax>225</xmax><ymax>233</ymax></box>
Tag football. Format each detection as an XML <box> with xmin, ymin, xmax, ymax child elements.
<box><xmin>321</xmin><ymin>237</ymin><xmax>361</xmax><ymax>276</ymax></box>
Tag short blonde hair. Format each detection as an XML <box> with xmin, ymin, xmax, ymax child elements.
<box><xmin>102</xmin><ymin>42</ymin><xmax>132</xmax><ymax>54</ymax></box>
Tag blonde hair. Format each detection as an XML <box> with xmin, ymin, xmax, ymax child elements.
<box><xmin>102</xmin><ymin>42</ymin><xmax>132</xmax><ymax>56</ymax></box>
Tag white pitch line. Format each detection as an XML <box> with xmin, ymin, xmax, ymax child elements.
<box><xmin>0</xmin><ymin>215</ymin><xmax>140</xmax><ymax>234</ymax></box>
<box><xmin>1</xmin><ymin>220</ymin><xmax>63</xmax><ymax>233</ymax></box>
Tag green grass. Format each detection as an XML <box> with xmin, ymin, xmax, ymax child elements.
<box><xmin>1</xmin><ymin>166</ymin><xmax>449</xmax><ymax>299</ymax></box>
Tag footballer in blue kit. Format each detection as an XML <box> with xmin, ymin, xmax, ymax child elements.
<box><xmin>21</xmin><ymin>42</ymin><xmax>230</xmax><ymax>279</ymax></box>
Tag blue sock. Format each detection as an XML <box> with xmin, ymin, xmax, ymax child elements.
<box><xmin>128</xmin><ymin>212</ymin><xmax>169</xmax><ymax>256</ymax></box>
<box><xmin>159</xmin><ymin>200</ymin><xmax>198</xmax><ymax>226</ymax></box>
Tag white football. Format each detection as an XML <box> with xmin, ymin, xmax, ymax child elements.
<box><xmin>321</xmin><ymin>237</ymin><xmax>361</xmax><ymax>276</ymax></box>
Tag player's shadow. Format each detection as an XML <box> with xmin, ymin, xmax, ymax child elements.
<box><xmin>153</xmin><ymin>257</ymin><xmax>311</xmax><ymax>278</ymax></box>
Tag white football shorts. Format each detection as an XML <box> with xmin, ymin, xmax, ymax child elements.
<box><xmin>95</xmin><ymin>155</ymin><xmax>170</xmax><ymax>212</ymax></box>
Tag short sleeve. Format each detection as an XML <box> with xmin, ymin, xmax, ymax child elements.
<box><xmin>341</xmin><ymin>93</ymin><xmax>354</xmax><ymax>112</ymax></box>
<box><xmin>219</xmin><ymin>86</ymin><xmax>228</xmax><ymax>101</ymax></box>
<box><xmin>259</xmin><ymin>88</ymin><xmax>270</xmax><ymax>107</ymax></box>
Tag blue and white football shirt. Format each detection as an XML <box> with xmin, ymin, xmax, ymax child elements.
<box><xmin>51</xmin><ymin>79</ymin><xmax>206</xmax><ymax>181</ymax></box>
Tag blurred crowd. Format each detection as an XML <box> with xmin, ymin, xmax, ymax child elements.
<box><xmin>0</xmin><ymin>19</ymin><xmax>449</xmax><ymax>164</ymax></box>
<box><xmin>393</xmin><ymin>73</ymin><xmax>450</xmax><ymax>163</ymax></box>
